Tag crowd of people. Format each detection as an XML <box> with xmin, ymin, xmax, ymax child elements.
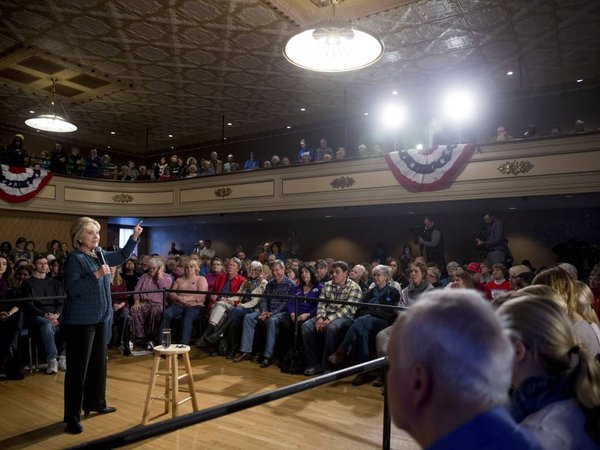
<box><xmin>1</xmin><ymin>215</ymin><xmax>600</xmax><ymax>443</ymax></box>
<box><xmin>2</xmin><ymin>119</ymin><xmax>598</xmax><ymax>183</ymax></box>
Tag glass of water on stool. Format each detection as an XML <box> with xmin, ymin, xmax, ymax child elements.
<box><xmin>161</xmin><ymin>328</ymin><xmax>172</xmax><ymax>349</ymax></box>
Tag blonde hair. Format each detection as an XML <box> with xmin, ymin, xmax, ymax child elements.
<box><xmin>183</xmin><ymin>257</ymin><xmax>199</xmax><ymax>275</ymax></box>
<box><xmin>70</xmin><ymin>217</ymin><xmax>101</xmax><ymax>249</ymax></box>
<box><xmin>519</xmin><ymin>285</ymin><xmax>567</xmax><ymax>311</ymax></box>
<box><xmin>533</xmin><ymin>267</ymin><xmax>578</xmax><ymax>318</ymax></box>
<box><xmin>111</xmin><ymin>265</ymin><xmax>123</xmax><ymax>286</ymax></box>
<box><xmin>497</xmin><ymin>295</ymin><xmax>600</xmax><ymax>410</ymax></box>
<box><xmin>576</xmin><ymin>281</ymin><xmax>600</xmax><ymax>327</ymax></box>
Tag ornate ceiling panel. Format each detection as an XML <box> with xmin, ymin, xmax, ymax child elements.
<box><xmin>0</xmin><ymin>0</ymin><xmax>598</xmax><ymax>154</ymax></box>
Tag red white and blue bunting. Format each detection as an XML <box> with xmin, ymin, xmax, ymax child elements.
<box><xmin>0</xmin><ymin>165</ymin><xmax>53</xmax><ymax>203</ymax></box>
<box><xmin>384</xmin><ymin>144</ymin><xmax>477</xmax><ymax>192</ymax></box>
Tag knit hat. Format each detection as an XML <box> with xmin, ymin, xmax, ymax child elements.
<box><xmin>466</xmin><ymin>262</ymin><xmax>482</xmax><ymax>273</ymax></box>
<box><xmin>14</xmin><ymin>133</ymin><xmax>24</xmax><ymax>143</ymax></box>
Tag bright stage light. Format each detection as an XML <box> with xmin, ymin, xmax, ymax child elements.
<box><xmin>380</xmin><ymin>103</ymin><xmax>408</xmax><ymax>129</ymax></box>
<box><xmin>442</xmin><ymin>90</ymin><xmax>476</xmax><ymax>123</ymax></box>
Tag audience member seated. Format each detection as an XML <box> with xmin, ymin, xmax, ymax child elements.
<box><xmin>315</xmin><ymin>137</ymin><xmax>333</xmax><ymax>161</ymax></box>
<box><xmin>244</xmin><ymin>152</ymin><xmax>259</xmax><ymax>170</ymax></box>
<box><xmin>491</xmin><ymin>126</ymin><xmax>514</xmax><ymax>142</ymax></box>
<box><xmin>280</xmin><ymin>264</ymin><xmax>321</xmax><ymax>344</ymax></box>
<box><xmin>302</xmin><ymin>261</ymin><xmax>362</xmax><ymax>375</ymax></box>
<box><xmin>136</xmin><ymin>165</ymin><xmax>152</xmax><ymax>181</ymax></box>
<box><xmin>209</xmin><ymin>152</ymin><xmax>223</xmax><ymax>174</ymax></box>
<box><xmin>509</xmin><ymin>265</ymin><xmax>531</xmax><ymax>289</ymax></box>
<box><xmin>315</xmin><ymin>259</ymin><xmax>330</xmax><ymax>284</ymax></box>
<box><xmin>99</xmin><ymin>155</ymin><xmax>116</xmax><ymax>179</ymax></box>
<box><xmin>446</xmin><ymin>269</ymin><xmax>475</xmax><ymax>289</ymax></box>
<box><xmin>387</xmin><ymin>289</ymin><xmax>541</xmax><ymax>450</ymax></box>
<box><xmin>268</xmin><ymin>242</ymin><xmax>285</xmax><ymax>262</ymax></box>
<box><xmin>127</xmin><ymin>159</ymin><xmax>139</xmax><ymax>179</ymax></box>
<box><xmin>575</xmin><ymin>281</ymin><xmax>600</xmax><ymax>347</ymax></box>
<box><xmin>497</xmin><ymin>295</ymin><xmax>600</xmax><ymax>449</ymax></box>
<box><xmin>204</xmin><ymin>261</ymin><xmax>268</xmax><ymax>358</ymax></box>
<box><xmin>533</xmin><ymin>267</ymin><xmax>600</xmax><ymax>356</ymax></box>
<box><xmin>400</xmin><ymin>261</ymin><xmax>434</xmax><ymax>306</ymax></box>
<box><xmin>164</xmin><ymin>258</ymin><xmax>207</xmax><ymax>345</ymax></box>
<box><xmin>440</xmin><ymin>261</ymin><xmax>459</xmax><ymax>287</ymax></box>
<box><xmin>349</xmin><ymin>264</ymin><xmax>369</xmax><ymax>293</ymax></box>
<box><xmin>234</xmin><ymin>260</ymin><xmax>295</xmax><ymax>367</ymax></box>
<box><xmin>159</xmin><ymin>165</ymin><xmax>176</xmax><ymax>181</ymax></box>
<box><xmin>480</xmin><ymin>260</ymin><xmax>493</xmax><ymax>284</ymax></box>
<box><xmin>466</xmin><ymin>262</ymin><xmax>486</xmax><ymax>292</ymax></box>
<box><xmin>328</xmin><ymin>264</ymin><xmax>400</xmax><ymax>385</ymax></box>
<box><xmin>199</xmin><ymin>159</ymin><xmax>215</xmax><ymax>176</ymax></box>
<box><xmin>10</xmin><ymin>237</ymin><xmax>29</xmax><ymax>263</ymax></box>
<box><xmin>223</xmin><ymin>154</ymin><xmax>240</xmax><ymax>172</ymax></box>
<box><xmin>204</xmin><ymin>256</ymin><xmax>222</xmax><ymax>291</ymax></box>
<box><xmin>297</xmin><ymin>138</ymin><xmax>313</xmax><ymax>162</ymax></box>
<box><xmin>0</xmin><ymin>254</ymin><xmax>24</xmax><ymax>380</ymax></box>
<box><xmin>22</xmin><ymin>255</ymin><xmax>66</xmax><ymax>374</ymax></box>
<box><xmin>281</xmin><ymin>156</ymin><xmax>291</xmax><ymax>166</ymax></box>
<box><xmin>109</xmin><ymin>265</ymin><xmax>130</xmax><ymax>354</ymax></box>
<box><xmin>571</xmin><ymin>119</ymin><xmax>590</xmax><ymax>134</ymax></box>
<box><xmin>130</xmin><ymin>257</ymin><xmax>173</xmax><ymax>349</ymax></box>
<box><xmin>117</xmin><ymin>166</ymin><xmax>132</xmax><ymax>181</ymax></box>
<box><xmin>154</xmin><ymin>157</ymin><xmax>168</xmax><ymax>179</ymax></box>
<box><xmin>197</xmin><ymin>257</ymin><xmax>246</xmax><ymax>352</ymax></box>
<box><xmin>270</xmin><ymin>155</ymin><xmax>280</xmax><ymax>167</ymax></box>
<box><xmin>426</xmin><ymin>266</ymin><xmax>442</xmax><ymax>288</ymax></box>
<box><xmin>484</xmin><ymin>263</ymin><xmax>512</xmax><ymax>300</ymax></box>
<box><xmin>263</xmin><ymin>160</ymin><xmax>272</xmax><ymax>168</ymax></box>
<box><xmin>335</xmin><ymin>147</ymin><xmax>346</xmax><ymax>160</ymax></box>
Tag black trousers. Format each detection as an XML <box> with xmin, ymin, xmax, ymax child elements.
<box><xmin>63</xmin><ymin>321</ymin><xmax>109</xmax><ymax>424</ymax></box>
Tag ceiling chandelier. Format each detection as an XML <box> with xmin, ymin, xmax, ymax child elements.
<box><xmin>25</xmin><ymin>78</ymin><xmax>77</xmax><ymax>133</ymax></box>
<box><xmin>283</xmin><ymin>0</ymin><xmax>384</xmax><ymax>73</ymax></box>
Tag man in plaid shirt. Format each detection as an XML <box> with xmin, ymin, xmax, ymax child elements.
<box><xmin>302</xmin><ymin>261</ymin><xmax>362</xmax><ymax>375</ymax></box>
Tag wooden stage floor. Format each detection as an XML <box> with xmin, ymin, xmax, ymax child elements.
<box><xmin>0</xmin><ymin>347</ymin><xmax>420</xmax><ymax>449</ymax></box>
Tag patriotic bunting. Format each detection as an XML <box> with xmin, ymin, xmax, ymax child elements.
<box><xmin>0</xmin><ymin>164</ymin><xmax>53</xmax><ymax>203</ymax></box>
<box><xmin>384</xmin><ymin>144</ymin><xmax>477</xmax><ymax>192</ymax></box>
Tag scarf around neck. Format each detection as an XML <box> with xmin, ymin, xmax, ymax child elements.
<box><xmin>509</xmin><ymin>374</ymin><xmax>573</xmax><ymax>423</ymax></box>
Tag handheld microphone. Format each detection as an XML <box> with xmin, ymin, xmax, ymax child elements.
<box><xmin>95</xmin><ymin>246</ymin><xmax>107</xmax><ymax>266</ymax></box>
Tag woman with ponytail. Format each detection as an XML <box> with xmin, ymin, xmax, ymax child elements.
<box><xmin>497</xmin><ymin>295</ymin><xmax>600</xmax><ymax>449</ymax></box>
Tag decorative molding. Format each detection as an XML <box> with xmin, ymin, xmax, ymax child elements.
<box><xmin>330</xmin><ymin>176</ymin><xmax>355</xmax><ymax>189</ymax></box>
<box><xmin>112</xmin><ymin>193</ymin><xmax>134</xmax><ymax>203</ymax></box>
<box><xmin>497</xmin><ymin>160</ymin><xmax>534</xmax><ymax>176</ymax></box>
<box><xmin>214</xmin><ymin>187</ymin><xmax>233</xmax><ymax>198</ymax></box>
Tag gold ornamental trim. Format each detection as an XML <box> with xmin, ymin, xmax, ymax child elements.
<box><xmin>214</xmin><ymin>186</ymin><xmax>233</xmax><ymax>198</ymax></box>
<box><xmin>330</xmin><ymin>176</ymin><xmax>355</xmax><ymax>189</ymax></box>
<box><xmin>497</xmin><ymin>160</ymin><xmax>534</xmax><ymax>176</ymax></box>
<box><xmin>112</xmin><ymin>193</ymin><xmax>134</xmax><ymax>203</ymax></box>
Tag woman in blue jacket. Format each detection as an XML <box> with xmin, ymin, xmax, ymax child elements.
<box><xmin>62</xmin><ymin>217</ymin><xmax>142</xmax><ymax>434</ymax></box>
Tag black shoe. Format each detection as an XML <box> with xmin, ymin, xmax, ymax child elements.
<box><xmin>65</xmin><ymin>422</ymin><xmax>83</xmax><ymax>434</ymax></box>
<box><xmin>251</xmin><ymin>353</ymin><xmax>262</xmax><ymax>364</ymax></box>
<box><xmin>372</xmin><ymin>375</ymin><xmax>384</xmax><ymax>387</ymax></box>
<box><xmin>6</xmin><ymin>370</ymin><xmax>24</xmax><ymax>380</ymax></box>
<box><xmin>84</xmin><ymin>406</ymin><xmax>117</xmax><ymax>416</ymax></box>
<box><xmin>233</xmin><ymin>352</ymin><xmax>252</xmax><ymax>362</ymax></box>
<box><xmin>351</xmin><ymin>373</ymin><xmax>371</xmax><ymax>386</ymax></box>
<box><xmin>260</xmin><ymin>358</ymin><xmax>272</xmax><ymax>368</ymax></box>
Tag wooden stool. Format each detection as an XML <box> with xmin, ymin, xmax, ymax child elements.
<box><xmin>141</xmin><ymin>344</ymin><xmax>199</xmax><ymax>424</ymax></box>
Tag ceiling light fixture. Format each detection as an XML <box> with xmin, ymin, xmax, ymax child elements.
<box><xmin>506</xmin><ymin>71</ymin><xmax>514</xmax><ymax>76</ymax></box>
<box><xmin>283</xmin><ymin>0</ymin><xmax>383</xmax><ymax>73</ymax></box>
<box><xmin>25</xmin><ymin>78</ymin><xmax>77</xmax><ymax>133</ymax></box>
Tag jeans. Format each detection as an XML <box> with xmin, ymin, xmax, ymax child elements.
<box><xmin>302</xmin><ymin>316</ymin><xmax>353</xmax><ymax>371</ymax></box>
<box><xmin>339</xmin><ymin>315</ymin><xmax>388</xmax><ymax>363</ymax></box>
<box><xmin>30</xmin><ymin>316</ymin><xmax>59</xmax><ymax>362</ymax></box>
<box><xmin>239</xmin><ymin>311</ymin><xmax>287</xmax><ymax>358</ymax></box>
<box><xmin>164</xmin><ymin>304</ymin><xmax>204</xmax><ymax>345</ymax></box>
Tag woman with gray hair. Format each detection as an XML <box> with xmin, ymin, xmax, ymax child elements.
<box><xmin>328</xmin><ymin>264</ymin><xmax>400</xmax><ymax>385</ymax></box>
<box><xmin>130</xmin><ymin>256</ymin><xmax>173</xmax><ymax>349</ymax></box>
